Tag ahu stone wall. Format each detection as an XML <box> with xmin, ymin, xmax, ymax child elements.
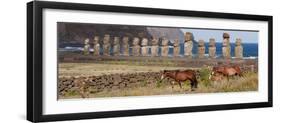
<box><xmin>58</xmin><ymin>72</ymin><xmax>170</xmax><ymax>96</ymax></box>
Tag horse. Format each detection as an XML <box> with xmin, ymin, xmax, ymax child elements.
<box><xmin>210</xmin><ymin>65</ymin><xmax>243</xmax><ymax>81</ymax></box>
<box><xmin>160</xmin><ymin>70</ymin><xmax>198</xmax><ymax>90</ymax></box>
<box><xmin>210</xmin><ymin>72</ymin><xmax>224</xmax><ymax>82</ymax></box>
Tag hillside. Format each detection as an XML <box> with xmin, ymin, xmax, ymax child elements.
<box><xmin>58</xmin><ymin>22</ymin><xmax>186</xmax><ymax>45</ymax></box>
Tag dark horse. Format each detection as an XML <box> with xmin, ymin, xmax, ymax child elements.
<box><xmin>161</xmin><ymin>70</ymin><xmax>198</xmax><ymax>90</ymax></box>
<box><xmin>210</xmin><ymin>65</ymin><xmax>243</xmax><ymax>81</ymax></box>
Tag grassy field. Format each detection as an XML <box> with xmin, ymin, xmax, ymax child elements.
<box><xmin>62</xmin><ymin>76</ymin><xmax>258</xmax><ymax>99</ymax></box>
<box><xmin>59</xmin><ymin>62</ymin><xmax>258</xmax><ymax>99</ymax></box>
<box><xmin>59</xmin><ymin>63</ymin><xmax>193</xmax><ymax>77</ymax></box>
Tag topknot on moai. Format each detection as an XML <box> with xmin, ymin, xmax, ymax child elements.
<box><xmin>122</xmin><ymin>36</ymin><xmax>130</xmax><ymax>56</ymax></box>
<box><xmin>208</xmin><ymin>38</ymin><xmax>216</xmax><ymax>58</ymax></box>
<box><xmin>112</xmin><ymin>37</ymin><xmax>120</xmax><ymax>56</ymax></box>
<box><xmin>103</xmin><ymin>34</ymin><xmax>111</xmax><ymax>56</ymax></box>
<box><xmin>223</xmin><ymin>33</ymin><xmax>230</xmax><ymax>39</ymax></box>
<box><xmin>93</xmin><ymin>36</ymin><xmax>100</xmax><ymax>56</ymax></box>
<box><xmin>235</xmin><ymin>38</ymin><xmax>243</xmax><ymax>59</ymax></box>
<box><xmin>184</xmin><ymin>32</ymin><xmax>193</xmax><ymax>58</ymax></box>
<box><xmin>141</xmin><ymin>38</ymin><xmax>149</xmax><ymax>56</ymax></box>
<box><xmin>173</xmin><ymin>38</ymin><xmax>180</xmax><ymax>57</ymax></box>
<box><xmin>151</xmin><ymin>36</ymin><xmax>159</xmax><ymax>57</ymax></box>
<box><xmin>83</xmin><ymin>38</ymin><xmax>90</xmax><ymax>55</ymax></box>
<box><xmin>222</xmin><ymin>32</ymin><xmax>231</xmax><ymax>59</ymax></box>
<box><xmin>161</xmin><ymin>37</ymin><xmax>169</xmax><ymax>57</ymax></box>
<box><xmin>198</xmin><ymin>39</ymin><xmax>205</xmax><ymax>58</ymax></box>
<box><xmin>132</xmin><ymin>37</ymin><xmax>141</xmax><ymax>56</ymax></box>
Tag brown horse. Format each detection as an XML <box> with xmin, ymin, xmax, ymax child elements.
<box><xmin>161</xmin><ymin>70</ymin><xmax>198</xmax><ymax>90</ymax></box>
<box><xmin>210</xmin><ymin>65</ymin><xmax>243</xmax><ymax>81</ymax></box>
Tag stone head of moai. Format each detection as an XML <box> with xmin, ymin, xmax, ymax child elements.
<box><xmin>141</xmin><ymin>38</ymin><xmax>148</xmax><ymax>46</ymax></box>
<box><xmin>236</xmin><ymin>38</ymin><xmax>242</xmax><ymax>46</ymax></box>
<box><xmin>161</xmin><ymin>37</ymin><xmax>169</xmax><ymax>46</ymax></box>
<box><xmin>103</xmin><ymin>34</ymin><xmax>110</xmax><ymax>44</ymax></box>
<box><xmin>93</xmin><ymin>36</ymin><xmax>99</xmax><ymax>44</ymax></box>
<box><xmin>198</xmin><ymin>39</ymin><xmax>205</xmax><ymax>47</ymax></box>
<box><xmin>235</xmin><ymin>38</ymin><xmax>243</xmax><ymax>58</ymax></box>
<box><xmin>151</xmin><ymin>36</ymin><xmax>159</xmax><ymax>45</ymax></box>
<box><xmin>83</xmin><ymin>38</ymin><xmax>90</xmax><ymax>55</ymax></box>
<box><xmin>113</xmin><ymin>37</ymin><xmax>120</xmax><ymax>45</ymax></box>
<box><xmin>185</xmin><ymin>32</ymin><xmax>193</xmax><ymax>42</ymax></box>
<box><xmin>84</xmin><ymin>38</ymin><xmax>90</xmax><ymax>44</ymax></box>
<box><xmin>132</xmin><ymin>37</ymin><xmax>140</xmax><ymax>46</ymax></box>
<box><xmin>198</xmin><ymin>39</ymin><xmax>205</xmax><ymax>58</ymax></box>
<box><xmin>209</xmin><ymin>38</ymin><xmax>216</xmax><ymax>58</ymax></box>
<box><xmin>209</xmin><ymin>38</ymin><xmax>216</xmax><ymax>46</ymax></box>
<box><xmin>122</xmin><ymin>36</ymin><xmax>129</xmax><ymax>45</ymax></box>
<box><xmin>174</xmin><ymin>38</ymin><xmax>180</xmax><ymax>46</ymax></box>
<box><xmin>222</xmin><ymin>32</ymin><xmax>230</xmax><ymax>46</ymax></box>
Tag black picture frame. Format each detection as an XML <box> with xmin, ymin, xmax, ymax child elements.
<box><xmin>27</xmin><ymin>1</ymin><xmax>273</xmax><ymax>122</ymax></box>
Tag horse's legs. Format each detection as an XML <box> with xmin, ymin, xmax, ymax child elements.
<box><xmin>190</xmin><ymin>81</ymin><xmax>194</xmax><ymax>88</ymax></box>
<box><xmin>193</xmin><ymin>78</ymin><xmax>198</xmax><ymax>88</ymax></box>
<box><xmin>170</xmin><ymin>81</ymin><xmax>174</xmax><ymax>89</ymax></box>
<box><xmin>178</xmin><ymin>81</ymin><xmax>182</xmax><ymax>89</ymax></box>
<box><xmin>189</xmin><ymin>77</ymin><xmax>198</xmax><ymax>91</ymax></box>
<box><xmin>239</xmin><ymin>73</ymin><xmax>243</xmax><ymax>77</ymax></box>
<box><xmin>190</xmin><ymin>80</ymin><xmax>197</xmax><ymax>91</ymax></box>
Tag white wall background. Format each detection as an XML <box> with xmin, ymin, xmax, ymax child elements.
<box><xmin>0</xmin><ymin>0</ymin><xmax>279</xmax><ymax>123</ymax></box>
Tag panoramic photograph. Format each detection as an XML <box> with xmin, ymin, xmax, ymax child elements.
<box><xmin>57</xmin><ymin>22</ymin><xmax>258</xmax><ymax>99</ymax></box>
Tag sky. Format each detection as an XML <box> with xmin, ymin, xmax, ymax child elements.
<box><xmin>181</xmin><ymin>29</ymin><xmax>258</xmax><ymax>43</ymax></box>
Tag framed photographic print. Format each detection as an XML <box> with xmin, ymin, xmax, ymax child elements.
<box><xmin>27</xmin><ymin>1</ymin><xmax>273</xmax><ymax>122</ymax></box>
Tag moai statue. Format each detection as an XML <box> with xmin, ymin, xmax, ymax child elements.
<box><xmin>161</xmin><ymin>37</ymin><xmax>169</xmax><ymax>57</ymax></box>
<box><xmin>173</xmin><ymin>38</ymin><xmax>180</xmax><ymax>57</ymax></box>
<box><xmin>83</xmin><ymin>38</ymin><xmax>90</xmax><ymax>55</ymax></box>
<box><xmin>151</xmin><ymin>36</ymin><xmax>159</xmax><ymax>57</ymax></box>
<box><xmin>235</xmin><ymin>38</ymin><xmax>243</xmax><ymax>59</ymax></box>
<box><xmin>112</xmin><ymin>37</ymin><xmax>120</xmax><ymax>56</ymax></box>
<box><xmin>208</xmin><ymin>38</ymin><xmax>216</xmax><ymax>58</ymax></box>
<box><xmin>141</xmin><ymin>38</ymin><xmax>149</xmax><ymax>56</ymax></box>
<box><xmin>132</xmin><ymin>37</ymin><xmax>140</xmax><ymax>56</ymax></box>
<box><xmin>222</xmin><ymin>33</ymin><xmax>231</xmax><ymax>59</ymax></box>
<box><xmin>198</xmin><ymin>39</ymin><xmax>205</xmax><ymax>58</ymax></box>
<box><xmin>103</xmin><ymin>34</ymin><xmax>110</xmax><ymax>56</ymax></box>
<box><xmin>92</xmin><ymin>36</ymin><xmax>100</xmax><ymax>56</ymax></box>
<box><xmin>122</xmin><ymin>36</ymin><xmax>129</xmax><ymax>56</ymax></box>
<box><xmin>184</xmin><ymin>32</ymin><xmax>193</xmax><ymax>58</ymax></box>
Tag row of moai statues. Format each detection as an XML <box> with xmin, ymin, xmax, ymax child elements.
<box><xmin>221</xmin><ymin>33</ymin><xmax>244</xmax><ymax>58</ymax></box>
<box><xmin>83</xmin><ymin>32</ymin><xmax>243</xmax><ymax>58</ymax></box>
<box><xmin>184</xmin><ymin>32</ymin><xmax>244</xmax><ymax>59</ymax></box>
<box><xmin>84</xmin><ymin>34</ymin><xmax>169</xmax><ymax>57</ymax></box>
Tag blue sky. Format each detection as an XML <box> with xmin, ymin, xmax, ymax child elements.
<box><xmin>181</xmin><ymin>29</ymin><xmax>258</xmax><ymax>43</ymax></box>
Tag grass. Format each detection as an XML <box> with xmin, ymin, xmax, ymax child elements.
<box><xmin>60</xmin><ymin>72</ymin><xmax>258</xmax><ymax>99</ymax></box>
<box><xmin>195</xmin><ymin>72</ymin><xmax>258</xmax><ymax>93</ymax></box>
<box><xmin>64</xmin><ymin>89</ymin><xmax>79</xmax><ymax>97</ymax></box>
<box><xmin>198</xmin><ymin>66</ymin><xmax>212</xmax><ymax>87</ymax></box>
<box><xmin>59</xmin><ymin>62</ymin><xmax>258</xmax><ymax>99</ymax></box>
